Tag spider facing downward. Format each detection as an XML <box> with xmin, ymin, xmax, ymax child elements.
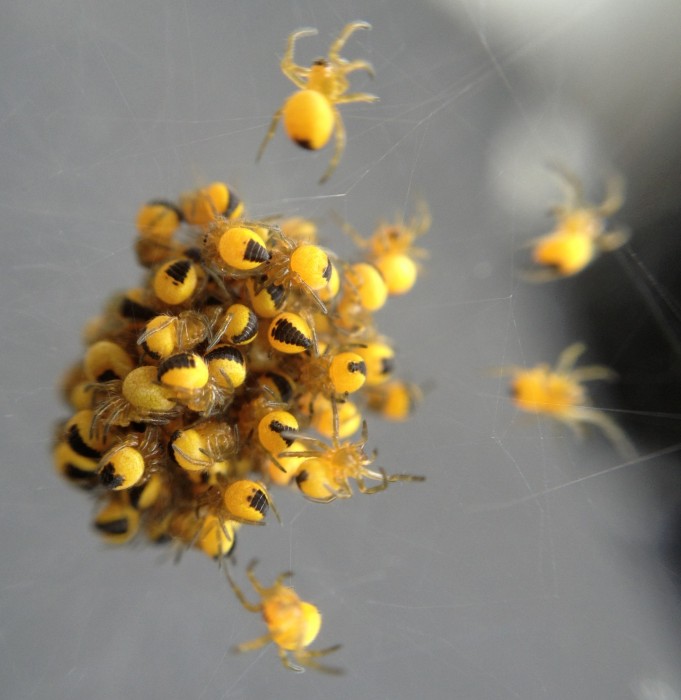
<box><xmin>226</xmin><ymin>560</ymin><xmax>343</xmax><ymax>674</ymax></box>
<box><xmin>257</xmin><ymin>21</ymin><xmax>379</xmax><ymax>184</ymax></box>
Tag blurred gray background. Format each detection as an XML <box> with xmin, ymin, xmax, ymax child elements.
<box><xmin>3</xmin><ymin>1</ymin><xmax>681</xmax><ymax>698</ymax></box>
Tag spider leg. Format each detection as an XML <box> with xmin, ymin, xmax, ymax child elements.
<box><xmin>137</xmin><ymin>316</ymin><xmax>175</xmax><ymax>347</ymax></box>
<box><xmin>257</xmin><ymin>104</ymin><xmax>285</xmax><ymax>163</ymax></box>
<box><xmin>246</xmin><ymin>559</ymin><xmax>267</xmax><ymax>595</ymax></box>
<box><xmin>330</xmin><ymin>210</ymin><xmax>368</xmax><ymax>248</ymax></box>
<box><xmin>319</xmin><ymin>108</ymin><xmax>346</xmax><ymax>184</ymax></box>
<box><xmin>282</xmin><ymin>66</ymin><xmax>310</xmax><ymax>90</ymax></box>
<box><xmin>334</xmin><ymin>91</ymin><xmax>379</xmax><ymax>105</ymax></box>
<box><xmin>357</xmin><ymin>469</ymin><xmax>388</xmax><ymax>494</ymax></box>
<box><xmin>206</xmin><ymin>311</ymin><xmax>233</xmax><ymax>351</ymax></box>
<box><xmin>559</xmin><ymin>415</ymin><xmax>587</xmax><ymax>442</ymax></box>
<box><xmin>387</xmin><ymin>472</ymin><xmax>426</xmax><ymax>483</ymax></box>
<box><xmin>106</xmin><ymin>401</ymin><xmax>128</xmax><ymax>436</ymax></box>
<box><xmin>555</xmin><ymin>342</ymin><xmax>587</xmax><ymax>374</ymax></box>
<box><xmin>597</xmin><ymin>227</ymin><xmax>629</xmax><ymax>252</ymax></box>
<box><xmin>413</xmin><ymin>200</ymin><xmax>432</xmax><ymax>236</ymax></box>
<box><xmin>342</xmin><ymin>59</ymin><xmax>375</xmax><ymax>78</ymax></box>
<box><xmin>279</xmin><ymin>649</ymin><xmax>305</xmax><ymax>673</ymax></box>
<box><xmin>295</xmin><ymin>646</ymin><xmax>344</xmax><ymax>674</ymax></box>
<box><xmin>546</xmin><ymin>162</ymin><xmax>584</xmax><ymax>209</ymax></box>
<box><xmin>359</xmin><ymin>419</ymin><xmax>369</xmax><ymax>446</ymax></box>
<box><xmin>171</xmin><ymin>442</ymin><xmax>212</xmax><ymax>469</ymax></box>
<box><xmin>234</xmin><ymin>633</ymin><xmax>272</xmax><ymax>654</ymax></box>
<box><xmin>225</xmin><ymin>564</ymin><xmax>262</xmax><ymax>612</ymax></box>
<box><xmin>282</xmin><ymin>28</ymin><xmax>318</xmax><ymax>84</ymax></box>
<box><xmin>594</xmin><ymin>173</ymin><xmax>625</xmax><ymax>216</ymax></box>
<box><xmin>328</xmin><ymin>21</ymin><xmax>371</xmax><ymax>62</ymax></box>
<box><xmin>302</xmin><ymin>644</ymin><xmax>342</xmax><ymax>658</ymax></box>
<box><xmin>569</xmin><ymin>365</ymin><xmax>618</xmax><ymax>383</ymax></box>
<box><xmin>572</xmin><ymin>406</ymin><xmax>637</xmax><ymax>460</ymax></box>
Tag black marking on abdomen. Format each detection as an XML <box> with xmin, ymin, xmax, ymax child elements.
<box><xmin>247</xmin><ymin>488</ymin><xmax>269</xmax><ymax>515</ymax></box>
<box><xmin>165</xmin><ymin>259</ymin><xmax>192</xmax><ymax>284</ymax></box>
<box><xmin>244</xmin><ymin>239</ymin><xmax>270</xmax><ymax>263</ymax></box>
<box><xmin>271</xmin><ymin>318</ymin><xmax>311</xmax><ymax>349</ymax></box>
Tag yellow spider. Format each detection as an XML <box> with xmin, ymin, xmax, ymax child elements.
<box><xmin>522</xmin><ymin>166</ymin><xmax>629</xmax><ymax>281</ymax></box>
<box><xmin>500</xmin><ymin>343</ymin><xmax>636</xmax><ymax>459</ymax></box>
<box><xmin>226</xmin><ymin>560</ymin><xmax>342</xmax><ymax>673</ymax></box>
<box><xmin>257</xmin><ymin>21</ymin><xmax>378</xmax><ymax>184</ymax></box>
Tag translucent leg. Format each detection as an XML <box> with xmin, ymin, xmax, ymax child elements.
<box><xmin>225</xmin><ymin>566</ymin><xmax>261</xmax><ymax>613</ymax></box>
<box><xmin>572</xmin><ymin>407</ymin><xmax>637</xmax><ymax>460</ymax></box>
<box><xmin>594</xmin><ymin>173</ymin><xmax>625</xmax><ymax>216</ymax></box>
<box><xmin>342</xmin><ymin>59</ymin><xmax>375</xmax><ymax>78</ymax></box>
<box><xmin>245</xmin><ymin>559</ymin><xmax>267</xmax><ymax>595</ymax></box>
<box><xmin>280</xmin><ymin>649</ymin><xmax>304</xmax><ymax>673</ymax></box>
<box><xmin>294</xmin><ymin>645</ymin><xmax>344</xmax><ymax>674</ymax></box>
<box><xmin>547</xmin><ymin>162</ymin><xmax>584</xmax><ymax>209</ymax></box>
<box><xmin>330</xmin><ymin>211</ymin><xmax>368</xmax><ymax>248</ymax></box>
<box><xmin>234</xmin><ymin>633</ymin><xmax>272</xmax><ymax>654</ymax></box>
<box><xmin>597</xmin><ymin>227</ymin><xmax>629</xmax><ymax>252</ymax></box>
<box><xmin>282</xmin><ymin>28</ymin><xmax>318</xmax><ymax>87</ymax></box>
<box><xmin>555</xmin><ymin>342</ymin><xmax>587</xmax><ymax>374</ymax></box>
<box><xmin>569</xmin><ymin>365</ymin><xmax>618</xmax><ymax>383</ymax></box>
<box><xmin>328</xmin><ymin>21</ymin><xmax>371</xmax><ymax>62</ymax></box>
<box><xmin>335</xmin><ymin>92</ymin><xmax>379</xmax><ymax>105</ymax></box>
<box><xmin>281</xmin><ymin>66</ymin><xmax>311</xmax><ymax>90</ymax></box>
<box><xmin>319</xmin><ymin>109</ymin><xmax>345</xmax><ymax>184</ymax></box>
<box><xmin>388</xmin><ymin>473</ymin><xmax>426</xmax><ymax>483</ymax></box>
<box><xmin>256</xmin><ymin>105</ymin><xmax>285</xmax><ymax>162</ymax></box>
<box><xmin>357</xmin><ymin>470</ymin><xmax>388</xmax><ymax>494</ymax></box>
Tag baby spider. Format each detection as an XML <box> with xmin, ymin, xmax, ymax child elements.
<box><xmin>90</xmin><ymin>366</ymin><xmax>181</xmax><ymax>437</ymax></box>
<box><xmin>261</xmin><ymin>230</ymin><xmax>335</xmax><ymax>312</ymax></box>
<box><xmin>257</xmin><ymin>21</ymin><xmax>378</xmax><ymax>184</ymax></box>
<box><xmin>340</xmin><ymin>201</ymin><xmax>431</xmax><ymax>295</ymax></box>
<box><xmin>364</xmin><ymin>379</ymin><xmax>424</xmax><ymax>421</ymax></box>
<box><xmin>293</xmin><ymin>346</ymin><xmax>368</xmax><ymax>402</ymax></box>
<box><xmin>168</xmin><ymin>419</ymin><xmax>238</xmax><ymax>474</ymax></box>
<box><xmin>287</xmin><ymin>402</ymin><xmax>425</xmax><ymax>502</ymax></box>
<box><xmin>97</xmin><ymin>426</ymin><xmax>165</xmax><ymax>491</ymax></box>
<box><xmin>499</xmin><ymin>342</ymin><xmax>636</xmax><ymax>459</ymax></box>
<box><xmin>522</xmin><ymin>165</ymin><xmax>629</xmax><ymax>281</ymax></box>
<box><xmin>225</xmin><ymin>560</ymin><xmax>342</xmax><ymax>674</ymax></box>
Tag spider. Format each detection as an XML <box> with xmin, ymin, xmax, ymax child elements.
<box><xmin>341</xmin><ymin>201</ymin><xmax>431</xmax><ymax>295</ymax></box>
<box><xmin>364</xmin><ymin>379</ymin><xmax>423</xmax><ymax>421</ymax></box>
<box><xmin>168</xmin><ymin>419</ymin><xmax>238</xmax><ymax>473</ymax></box>
<box><xmin>90</xmin><ymin>366</ymin><xmax>181</xmax><ymax>437</ymax></box>
<box><xmin>257</xmin><ymin>21</ymin><xmax>378</xmax><ymax>184</ymax></box>
<box><xmin>500</xmin><ymin>342</ymin><xmax>636</xmax><ymax>459</ymax></box>
<box><xmin>287</xmin><ymin>403</ymin><xmax>425</xmax><ymax>502</ymax></box>
<box><xmin>522</xmin><ymin>166</ymin><xmax>629</xmax><ymax>281</ymax></box>
<box><xmin>293</xmin><ymin>347</ymin><xmax>368</xmax><ymax>401</ymax></box>
<box><xmin>97</xmin><ymin>426</ymin><xmax>165</xmax><ymax>491</ymax></box>
<box><xmin>226</xmin><ymin>560</ymin><xmax>342</xmax><ymax>673</ymax></box>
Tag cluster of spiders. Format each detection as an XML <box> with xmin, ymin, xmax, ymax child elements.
<box><xmin>54</xmin><ymin>14</ymin><xmax>634</xmax><ymax>676</ymax></box>
<box><xmin>54</xmin><ymin>168</ymin><xmax>429</xmax><ymax>673</ymax></box>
